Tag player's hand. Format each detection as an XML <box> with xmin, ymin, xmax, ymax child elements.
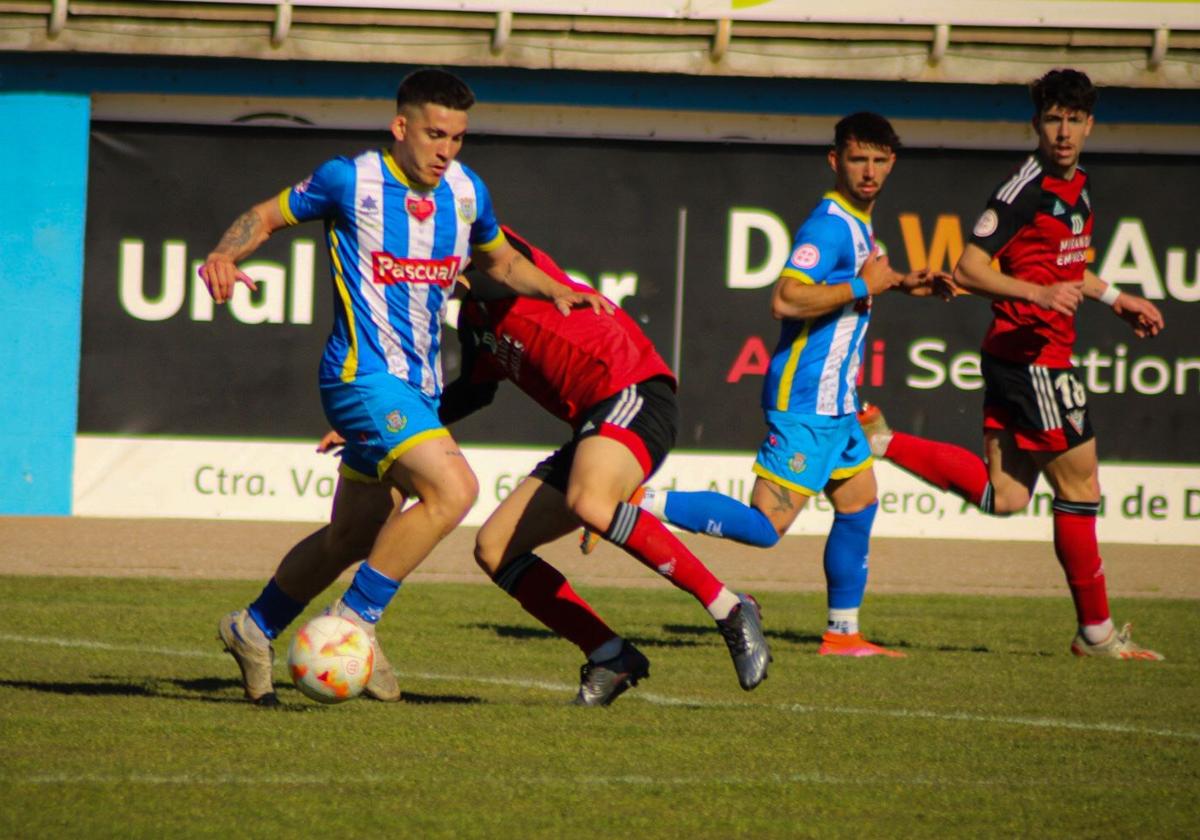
<box><xmin>316</xmin><ymin>430</ymin><xmax>345</xmax><ymax>454</ymax></box>
<box><xmin>929</xmin><ymin>271</ymin><xmax>963</xmax><ymax>300</ymax></box>
<box><xmin>896</xmin><ymin>269</ymin><xmax>960</xmax><ymax>300</ymax></box>
<box><xmin>552</xmin><ymin>288</ymin><xmax>614</xmax><ymax>316</ymax></box>
<box><xmin>1112</xmin><ymin>293</ymin><xmax>1164</xmax><ymax>338</ymax></box>
<box><xmin>861</xmin><ymin>249</ymin><xmax>903</xmax><ymax>296</ymax></box>
<box><xmin>199</xmin><ymin>257</ymin><xmax>258</xmax><ymax>304</ymax></box>
<box><xmin>1032</xmin><ymin>280</ymin><xmax>1084</xmax><ymax>315</ymax></box>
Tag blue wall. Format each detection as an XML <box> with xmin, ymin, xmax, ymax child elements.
<box><xmin>0</xmin><ymin>93</ymin><xmax>90</xmax><ymax>514</ymax></box>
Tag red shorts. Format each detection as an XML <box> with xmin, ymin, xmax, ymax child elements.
<box><xmin>981</xmin><ymin>352</ymin><xmax>1094</xmax><ymax>452</ymax></box>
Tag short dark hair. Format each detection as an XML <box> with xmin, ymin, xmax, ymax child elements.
<box><xmin>834</xmin><ymin>112</ymin><xmax>901</xmax><ymax>153</ymax></box>
<box><xmin>396</xmin><ymin>68</ymin><xmax>476</xmax><ymax>112</ymax></box>
<box><xmin>1031</xmin><ymin>68</ymin><xmax>1097</xmax><ymax>115</ymax></box>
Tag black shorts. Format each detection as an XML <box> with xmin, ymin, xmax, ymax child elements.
<box><xmin>981</xmin><ymin>352</ymin><xmax>1094</xmax><ymax>452</ymax></box>
<box><xmin>530</xmin><ymin>376</ymin><xmax>678</xmax><ymax>493</ymax></box>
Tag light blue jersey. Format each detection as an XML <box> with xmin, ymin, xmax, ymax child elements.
<box><xmin>279</xmin><ymin>148</ymin><xmax>504</xmax><ymax>398</ymax></box>
<box><xmin>762</xmin><ymin>191</ymin><xmax>874</xmax><ymax>417</ymax></box>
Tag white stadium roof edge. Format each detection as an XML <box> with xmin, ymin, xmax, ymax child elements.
<box><xmin>5</xmin><ymin>0</ymin><xmax>1200</xmax><ymax>89</ymax></box>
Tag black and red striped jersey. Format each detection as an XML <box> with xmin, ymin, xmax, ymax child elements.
<box><xmin>967</xmin><ymin>154</ymin><xmax>1093</xmax><ymax>367</ymax></box>
<box><xmin>448</xmin><ymin>227</ymin><xmax>675</xmax><ymax>429</ymax></box>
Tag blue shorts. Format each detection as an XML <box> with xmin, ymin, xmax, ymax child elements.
<box><xmin>752</xmin><ymin>411</ymin><xmax>873</xmax><ymax>497</ymax></box>
<box><xmin>320</xmin><ymin>373</ymin><xmax>449</xmax><ymax>482</ymax></box>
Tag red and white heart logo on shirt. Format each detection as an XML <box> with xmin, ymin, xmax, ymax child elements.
<box><xmin>406</xmin><ymin>195</ymin><xmax>435</xmax><ymax>222</ymax></box>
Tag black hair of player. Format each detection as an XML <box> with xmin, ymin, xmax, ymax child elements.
<box><xmin>396</xmin><ymin>68</ymin><xmax>476</xmax><ymax>113</ymax></box>
<box><xmin>833</xmin><ymin>112</ymin><xmax>901</xmax><ymax>153</ymax></box>
<box><xmin>1031</xmin><ymin>69</ymin><xmax>1097</xmax><ymax>116</ymax></box>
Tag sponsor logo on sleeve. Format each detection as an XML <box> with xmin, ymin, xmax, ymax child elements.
<box><xmin>293</xmin><ymin>175</ymin><xmax>313</xmax><ymax>194</ymax></box>
<box><xmin>791</xmin><ymin>244</ymin><xmax>821</xmax><ymax>270</ymax></box>
<box><xmin>973</xmin><ymin>208</ymin><xmax>999</xmax><ymax>238</ymax></box>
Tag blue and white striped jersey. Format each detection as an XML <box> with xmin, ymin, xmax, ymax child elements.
<box><xmin>763</xmin><ymin>191</ymin><xmax>874</xmax><ymax>417</ymax></box>
<box><xmin>279</xmin><ymin>147</ymin><xmax>504</xmax><ymax>397</ymax></box>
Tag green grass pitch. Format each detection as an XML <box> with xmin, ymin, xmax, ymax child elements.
<box><xmin>0</xmin><ymin>576</ymin><xmax>1196</xmax><ymax>838</ymax></box>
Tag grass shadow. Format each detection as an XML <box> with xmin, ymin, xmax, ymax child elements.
<box><xmin>468</xmin><ymin>622</ymin><xmax>558</xmax><ymax>641</ymax></box>
<box><xmin>399</xmin><ymin>692</ymin><xmax>483</xmax><ymax>705</ymax></box>
<box><xmin>0</xmin><ymin>676</ymin><xmax>247</xmax><ymax>704</ymax></box>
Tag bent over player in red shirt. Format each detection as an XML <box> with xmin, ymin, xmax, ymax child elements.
<box><xmin>860</xmin><ymin>69</ymin><xmax>1165</xmax><ymax>660</ymax></box>
<box><xmin>442</xmin><ymin>227</ymin><xmax>770</xmax><ymax>704</ymax></box>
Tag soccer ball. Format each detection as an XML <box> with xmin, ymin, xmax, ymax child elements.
<box><xmin>287</xmin><ymin>614</ymin><xmax>374</xmax><ymax>704</ymax></box>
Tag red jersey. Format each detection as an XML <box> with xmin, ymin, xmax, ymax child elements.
<box><xmin>967</xmin><ymin>155</ymin><xmax>1093</xmax><ymax>367</ymax></box>
<box><xmin>455</xmin><ymin>228</ymin><xmax>675</xmax><ymax>428</ymax></box>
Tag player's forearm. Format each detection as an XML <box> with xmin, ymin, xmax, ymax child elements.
<box><xmin>482</xmin><ymin>250</ymin><xmax>559</xmax><ymax>299</ymax></box>
<box><xmin>771</xmin><ymin>279</ymin><xmax>856</xmax><ymax>320</ymax></box>
<box><xmin>1082</xmin><ymin>270</ymin><xmax>1120</xmax><ymax>304</ymax></box>
<box><xmin>952</xmin><ymin>248</ymin><xmax>1037</xmax><ymax>303</ymax></box>
<box><xmin>207</xmin><ymin>204</ymin><xmax>275</xmax><ymax>263</ymax></box>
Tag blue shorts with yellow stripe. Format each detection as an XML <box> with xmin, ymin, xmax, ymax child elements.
<box><xmin>320</xmin><ymin>373</ymin><xmax>449</xmax><ymax>482</ymax></box>
<box><xmin>752</xmin><ymin>411</ymin><xmax>873</xmax><ymax>497</ymax></box>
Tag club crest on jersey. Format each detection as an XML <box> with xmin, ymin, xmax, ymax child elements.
<box><xmin>788</xmin><ymin>453</ymin><xmax>807</xmax><ymax>474</ymax></box>
<box><xmin>406</xmin><ymin>194</ymin><xmax>435</xmax><ymax>222</ymax></box>
<box><xmin>791</xmin><ymin>244</ymin><xmax>820</xmax><ymax>270</ymax></box>
<box><xmin>973</xmin><ymin>208</ymin><xmax>999</xmax><ymax>238</ymax></box>
<box><xmin>456</xmin><ymin>197</ymin><xmax>476</xmax><ymax>223</ymax></box>
<box><xmin>371</xmin><ymin>251</ymin><xmax>461</xmax><ymax>287</ymax></box>
<box><xmin>1065</xmin><ymin>409</ymin><xmax>1086</xmax><ymax>435</ymax></box>
<box><xmin>385</xmin><ymin>410</ymin><xmax>407</xmax><ymax>433</ymax></box>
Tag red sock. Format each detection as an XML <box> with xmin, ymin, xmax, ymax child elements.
<box><xmin>1052</xmin><ymin>501</ymin><xmax>1110</xmax><ymax>627</ymax></box>
<box><xmin>606</xmin><ymin>503</ymin><xmax>724</xmax><ymax>607</ymax></box>
<box><xmin>887</xmin><ymin>431</ymin><xmax>992</xmax><ymax>510</ymax></box>
<box><xmin>502</xmin><ymin>555</ymin><xmax>617</xmax><ymax>655</ymax></box>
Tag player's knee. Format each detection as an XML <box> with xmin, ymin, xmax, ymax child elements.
<box><xmin>424</xmin><ymin>470</ymin><xmax>480</xmax><ymax>531</ymax></box>
<box><xmin>472</xmin><ymin>530</ymin><xmax>505</xmax><ymax>577</ymax></box>
<box><xmin>990</xmin><ymin>486</ymin><xmax>1030</xmax><ymax>516</ymax></box>
<box><xmin>563</xmin><ymin>487</ymin><xmax>615</xmax><ymax>534</ymax></box>
<box><xmin>749</xmin><ymin>503</ymin><xmax>788</xmax><ymax>544</ymax></box>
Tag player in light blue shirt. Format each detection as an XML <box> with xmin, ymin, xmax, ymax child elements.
<box><xmin>201</xmin><ymin>68</ymin><xmax>607</xmax><ymax>704</ymax></box>
<box><xmin>628</xmin><ymin>113</ymin><xmax>951</xmax><ymax>657</ymax></box>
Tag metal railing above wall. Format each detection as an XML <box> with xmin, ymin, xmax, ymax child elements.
<box><xmin>3</xmin><ymin>0</ymin><xmax>1199</xmax><ymax>87</ymax></box>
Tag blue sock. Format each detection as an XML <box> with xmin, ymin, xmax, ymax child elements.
<box><xmin>341</xmin><ymin>562</ymin><xmax>401</xmax><ymax>624</ymax></box>
<box><xmin>824</xmin><ymin>502</ymin><xmax>878</xmax><ymax>610</ymax></box>
<box><xmin>663</xmin><ymin>491</ymin><xmax>780</xmax><ymax>547</ymax></box>
<box><xmin>246</xmin><ymin>578</ymin><xmax>306</xmax><ymax>641</ymax></box>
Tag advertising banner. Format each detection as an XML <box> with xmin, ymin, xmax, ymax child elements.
<box><xmin>80</xmin><ymin>123</ymin><xmax>1198</xmax><ymax>540</ymax></box>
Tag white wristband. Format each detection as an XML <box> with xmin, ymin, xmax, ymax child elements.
<box><xmin>1098</xmin><ymin>284</ymin><xmax>1121</xmax><ymax>307</ymax></box>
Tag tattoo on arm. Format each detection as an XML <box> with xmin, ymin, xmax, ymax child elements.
<box><xmin>765</xmin><ymin>483</ymin><xmax>795</xmax><ymax>515</ymax></box>
<box><xmin>214</xmin><ymin>210</ymin><xmax>261</xmax><ymax>257</ymax></box>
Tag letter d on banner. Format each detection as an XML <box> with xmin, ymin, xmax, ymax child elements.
<box><xmin>727</xmin><ymin>208</ymin><xmax>790</xmax><ymax>289</ymax></box>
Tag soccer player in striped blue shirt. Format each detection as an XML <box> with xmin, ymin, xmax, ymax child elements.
<box><xmin>203</xmin><ymin>68</ymin><xmax>607</xmax><ymax>705</ymax></box>
<box><xmin>627</xmin><ymin>113</ymin><xmax>950</xmax><ymax>657</ymax></box>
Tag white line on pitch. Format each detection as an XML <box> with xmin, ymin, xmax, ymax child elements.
<box><xmin>11</xmin><ymin>770</ymin><xmax>1005</xmax><ymax>788</ymax></box>
<box><xmin>1</xmin><ymin>632</ymin><xmax>1196</xmax><ymax>742</ymax></box>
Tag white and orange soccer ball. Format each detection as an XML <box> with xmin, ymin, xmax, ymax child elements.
<box><xmin>287</xmin><ymin>614</ymin><xmax>374</xmax><ymax>704</ymax></box>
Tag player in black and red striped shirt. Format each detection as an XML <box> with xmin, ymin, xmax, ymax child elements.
<box><xmin>318</xmin><ymin>227</ymin><xmax>771</xmax><ymax>705</ymax></box>
<box><xmin>860</xmin><ymin>69</ymin><xmax>1166</xmax><ymax>660</ymax></box>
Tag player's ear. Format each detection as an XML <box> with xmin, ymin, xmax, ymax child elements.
<box><xmin>1083</xmin><ymin>113</ymin><xmax>1094</xmax><ymax>136</ymax></box>
<box><xmin>827</xmin><ymin>147</ymin><xmax>839</xmax><ymax>174</ymax></box>
<box><xmin>390</xmin><ymin>113</ymin><xmax>407</xmax><ymax>142</ymax></box>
